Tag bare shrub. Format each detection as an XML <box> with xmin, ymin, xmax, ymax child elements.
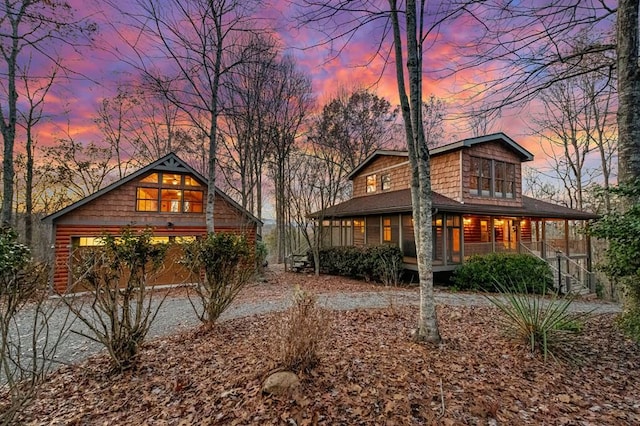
<box><xmin>182</xmin><ymin>233</ymin><xmax>255</xmax><ymax>325</ymax></box>
<box><xmin>65</xmin><ymin>227</ymin><xmax>167</xmax><ymax>372</ymax></box>
<box><xmin>274</xmin><ymin>289</ymin><xmax>330</xmax><ymax>373</ymax></box>
<box><xmin>1</xmin><ymin>228</ymin><xmax>68</xmax><ymax>425</ymax></box>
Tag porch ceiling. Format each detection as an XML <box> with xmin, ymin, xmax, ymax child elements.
<box><xmin>311</xmin><ymin>188</ymin><xmax>598</xmax><ymax>220</ymax></box>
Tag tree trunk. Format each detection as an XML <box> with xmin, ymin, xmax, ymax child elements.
<box><xmin>617</xmin><ymin>0</ymin><xmax>640</xmax><ymax>188</ymax></box>
<box><xmin>389</xmin><ymin>0</ymin><xmax>440</xmax><ymax>343</ymax></box>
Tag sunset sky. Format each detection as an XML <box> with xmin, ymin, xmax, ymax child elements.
<box><xmin>15</xmin><ymin>0</ymin><xmax>616</xmax><ymax>178</ymax></box>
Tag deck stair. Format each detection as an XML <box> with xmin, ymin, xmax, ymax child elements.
<box><xmin>520</xmin><ymin>242</ymin><xmax>595</xmax><ymax>295</ymax></box>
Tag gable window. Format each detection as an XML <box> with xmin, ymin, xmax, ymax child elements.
<box><xmin>470</xmin><ymin>156</ymin><xmax>516</xmax><ymax>199</ymax></box>
<box><xmin>381</xmin><ymin>174</ymin><xmax>391</xmax><ymax>191</ymax></box>
<box><xmin>366</xmin><ymin>175</ymin><xmax>377</xmax><ymax>193</ymax></box>
<box><xmin>137</xmin><ymin>172</ymin><xmax>204</xmax><ymax>213</ymax></box>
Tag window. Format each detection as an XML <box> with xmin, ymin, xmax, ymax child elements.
<box><xmin>136</xmin><ymin>172</ymin><xmax>205</xmax><ymax>213</ymax></box>
<box><xmin>383</xmin><ymin>217</ymin><xmax>392</xmax><ymax>242</ymax></box>
<box><xmin>381</xmin><ymin>174</ymin><xmax>391</xmax><ymax>191</ymax></box>
<box><xmin>137</xmin><ymin>188</ymin><xmax>159</xmax><ymax>211</ymax></box>
<box><xmin>470</xmin><ymin>156</ymin><xmax>516</xmax><ymax>199</ymax></box>
<box><xmin>366</xmin><ymin>175</ymin><xmax>376</xmax><ymax>193</ymax></box>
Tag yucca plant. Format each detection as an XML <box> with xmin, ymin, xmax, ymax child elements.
<box><xmin>487</xmin><ymin>281</ymin><xmax>592</xmax><ymax>361</ymax></box>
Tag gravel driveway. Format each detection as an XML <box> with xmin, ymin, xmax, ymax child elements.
<box><xmin>10</xmin><ymin>287</ymin><xmax>622</xmax><ymax>370</ymax></box>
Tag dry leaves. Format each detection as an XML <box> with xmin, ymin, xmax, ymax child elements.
<box><xmin>9</xmin><ymin>271</ymin><xmax>640</xmax><ymax>425</ymax></box>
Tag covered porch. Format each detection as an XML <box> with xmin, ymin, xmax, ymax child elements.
<box><xmin>319</xmin><ymin>212</ymin><xmax>594</xmax><ymax>292</ymax></box>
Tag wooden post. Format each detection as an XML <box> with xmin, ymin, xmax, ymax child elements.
<box><xmin>541</xmin><ymin>220</ymin><xmax>547</xmax><ymax>260</ymax></box>
<box><xmin>516</xmin><ymin>219</ymin><xmax>522</xmax><ymax>253</ymax></box>
<box><xmin>490</xmin><ymin>217</ymin><xmax>496</xmax><ymax>254</ymax></box>
<box><xmin>564</xmin><ymin>219</ymin><xmax>570</xmax><ymax>279</ymax></box>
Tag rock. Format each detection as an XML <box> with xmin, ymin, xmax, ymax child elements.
<box><xmin>262</xmin><ymin>371</ymin><xmax>300</xmax><ymax>396</ymax></box>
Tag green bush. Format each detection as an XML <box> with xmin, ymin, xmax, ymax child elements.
<box><xmin>182</xmin><ymin>233</ymin><xmax>255</xmax><ymax>324</ymax></box>
<box><xmin>310</xmin><ymin>245</ymin><xmax>403</xmax><ymax>283</ymax></box>
<box><xmin>451</xmin><ymin>253</ymin><xmax>553</xmax><ymax>294</ymax></box>
<box><xmin>67</xmin><ymin>227</ymin><xmax>167</xmax><ymax>372</ymax></box>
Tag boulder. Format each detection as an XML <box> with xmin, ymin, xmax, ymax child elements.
<box><xmin>262</xmin><ymin>371</ymin><xmax>300</xmax><ymax>396</ymax></box>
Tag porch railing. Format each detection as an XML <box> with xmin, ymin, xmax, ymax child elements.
<box><xmin>520</xmin><ymin>242</ymin><xmax>595</xmax><ymax>295</ymax></box>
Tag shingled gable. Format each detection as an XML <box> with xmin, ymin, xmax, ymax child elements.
<box><xmin>346</xmin><ymin>133</ymin><xmax>534</xmax><ymax>183</ymax></box>
<box><xmin>430</xmin><ymin>132</ymin><xmax>534</xmax><ymax>162</ymax></box>
<box><xmin>43</xmin><ymin>152</ymin><xmax>261</xmax><ymax>225</ymax></box>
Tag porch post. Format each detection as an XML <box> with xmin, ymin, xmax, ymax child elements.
<box><xmin>398</xmin><ymin>213</ymin><xmax>403</xmax><ymax>252</ymax></box>
<box><xmin>541</xmin><ymin>220</ymin><xmax>547</xmax><ymax>259</ymax></box>
<box><xmin>564</xmin><ymin>219</ymin><xmax>570</xmax><ymax>256</ymax></box>
<box><xmin>586</xmin><ymin>222</ymin><xmax>595</xmax><ymax>292</ymax></box>
<box><xmin>516</xmin><ymin>219</ymin><xmax>522</xmax><ymax>253</ymax></box>
<box><xmin>443</xmin><ymin>213</ymin><xmax>448</xmax><ymax>266</ymax></box>
<box><xmin>490</xmin><ymin>217</ymin><xmax>496</xmax><ymax>253</ymax></box>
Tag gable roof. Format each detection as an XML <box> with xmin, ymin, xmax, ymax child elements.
<box><xmin>430</xmin><ymin>132</ymin><xmax>534</xmax><ymax>161</ymax></box>
<box><xmin>346</xmin><ymin>150</ymin><xmax>409</xmax><ymax>180</ymax></box>
<box><xmin>312</xmin><ymin>188</ymin><xmax>598</xmax><ymax>220</ymax></box>
<box><xmin>346</xmin><ymin>133</ymin><xmax>534</xmax><ymax>181</ymax></box>
<box><xmin>43</xmin><ymin>152</ymin><xmax>262</xmax><ymax>225</ymax></box>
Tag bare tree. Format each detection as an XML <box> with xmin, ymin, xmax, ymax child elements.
<box><xmin>265</xmin><ymin>54</ymin><xmax>313</xmax><ymax>263</ymax></box>
<box><xmin>422</xmin><ymin>94</ymin><xmax>446</xmax><ymax>148</ymax></box>
<box><xmin>218</xmin><ymin>33</ymin><xmax>279</xmax><ymax>218</ymax></box>
<box><xmin>294</xmin><ymin>0</ymin><xmax>467</xmax><ymax>342</ymax></box>
<box><xmin>309</xmin><ymin>87</ymin><xmax>397</xmax><ymax>175</ymax></box>
<box><xmin>0</xmin><ymin>0</ymin><xmax>94</xmax><ymax>225</ymax></box>
<box><xmin>43</xmin><ymin>136</ymin><xmax>116</xmax><ymax>201</ymax></box>
<box><xmin>16</xmin><ymin>58</ymin><xmax>58</xmax><ymax>246</ymax></box>
<box><xmin>452</xmin><ymin>1</ymin><xmax>640</xmax><ymax>188</ymax></box>
<box><xmin>115</xmin><ymin>0</ymin><xmax>265</xmax><ymax>233</ymax></box>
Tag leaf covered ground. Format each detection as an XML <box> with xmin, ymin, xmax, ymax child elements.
<box><xmin>12</xmin><ymin>271</ymin><xmax>640</xmax><ymax>425</ymax></box>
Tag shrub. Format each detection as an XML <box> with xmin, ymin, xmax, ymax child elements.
<box><xmin>487</xmin><ymin>282</ymin><xmax>591</xmax><ymax>361</ymax></box>
<box><xmin>274</xmin><ymin>289</ymin><xmax>330</xmax><ymax>373</ymax></box>
<box><xmin>182</xmin><ymin>233</ymin><xmax>255</xmax><ymax>325</ymax></box>
<box><xmin>66</xmin><ymin>227</ymin><xmax>167</xmax><ymax>372</ymax></box>
<box><xmin>451</xmin><ymin>253</ymin><xmax>553</xmax><ymax>294</ymax></box>
<box><xmin>1</xmin><ymin>228</ymin><xmax>68</xmax><ymax>424</ymax></box>
<box><xmin>310</xmin><ymin>245</ymin><xmax>403</xmax><ymax>283</ymax></box>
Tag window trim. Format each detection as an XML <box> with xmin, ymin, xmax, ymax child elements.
<box><xmin>469</xmin><ymin>156</ymin><xmax>516</xmax><ymax>199</ymax></box>
<box><xmin>381</xmin><ymin>174</ymin><xmax>392</xmax><ymax>191</ymax></box>
<box><xmin>366</xmin><ymin>174</ymin><xmax>377</xmax><ymax>193</ymax></box>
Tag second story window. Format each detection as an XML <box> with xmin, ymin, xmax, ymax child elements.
<box><xmin>137</xmin><ymin>172</ymin><xmax>204</xmax><ymax>213</ymax></box>
<box><xmin>381</xmin><ymin>174</ymin><xmax>391</xmax><ymax>191</ymax></box>
<box><xmin>470</xmin><ymin>157</ymin><xmax>516</xmax><ymax>199</ymax></box>
<box><xmin>366</xmin><ymin>174</ymin><xmax>377</xmax><ymax>193</ymax></box>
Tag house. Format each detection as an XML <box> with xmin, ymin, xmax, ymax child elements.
<box><xmin>313</xmin><ymin>133</ymin><xmax>598</xmax><ymax>292</ymax></box>
<box><xmin>43</xmin><ymin>153</ymin><xmax>261</xmax><ymax>293</ymax></box>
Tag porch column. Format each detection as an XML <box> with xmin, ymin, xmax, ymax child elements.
<box><xmin>541</xmin><ymin>220</ymin><xmax>547</xmax><ymax>259</ymax></box>
<box><xmin>490</xmin><ymin>217</ymin><xmax>496</xmax><ymax>253</ymax></box>
<box><xmin>564</xmin><ymin>219</ymin><xmax>570</xmax><ymax>257</ymax></box>
<box><xmin>516</xmin><ymin>219</ymin><xmax>522</xmax><ymax>254</ymax></box>
<box><xmin>398</xmin><ymin>213</ymin><xmax>403</xmax><ymax>252</ymax></box>
<box><xmin>586</xmin><ymin>223</ymin><xmax>595</xmax><ymax>292</ymax></box>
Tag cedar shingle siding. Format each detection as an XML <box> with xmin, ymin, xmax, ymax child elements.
<box><xmin>44</xmin><ymin>154</ymin><xmax>259</xmax><ymax>293</ymax></box>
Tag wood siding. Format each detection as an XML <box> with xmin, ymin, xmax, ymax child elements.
<box><xmin>352</xmin><ymin>156</ymin><xmax>410</xmax><ymax>197</ymax></box>
<box><xmin>431</xmin><ymin>151</ymin><xmax>462</xmax><ymax>201</ymax></box>
<box><xmin>461</xmin><ymin>141</ymin><xmax>523</xmax><ymax>207</ymax></box>
<box><xmin>51</xmin><ymin>174</ymin><xmax>257</xmax><ymax>293</ymax></box>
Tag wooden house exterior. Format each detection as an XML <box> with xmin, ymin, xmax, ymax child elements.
<box><xmin>43</xmin><ymin>153</ymin><xmax>260</xmax><ymax>293</ymax></box>
<box><xmin>314</xmin><ymin>133</ymin><xmax>598</xmax><ymax>292</ymax></box>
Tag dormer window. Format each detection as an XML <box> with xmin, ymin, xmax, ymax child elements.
<box><xmin>381</xmin><ymin>174</ymin><xmax>391</xmax><ymax>191</ymax></box>
<box><xmin>136</xmin><ymin>172</ymin><xmax>204</xmax><ymax>213</ymax></box>
<box><xmin>470</xmin><ymin>157</ymin><xmax>516</xmax><ymax>199</ymax></box>
<box><xmin>366</xmin><ymin>175</ymin><xmax>377</xmax><ymax>193</ymax></box>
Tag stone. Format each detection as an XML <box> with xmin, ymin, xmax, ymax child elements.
<box><xmin>261</xmin><ymin>371</ymin><xmax>300</xmax><ymax>396</ymax></box>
